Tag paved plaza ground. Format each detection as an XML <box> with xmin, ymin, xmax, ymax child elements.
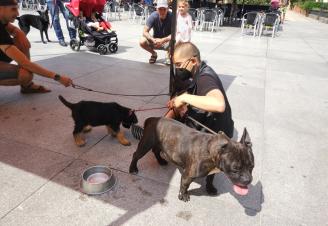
<box><xmin>0</xmin><ymin>10</ymin><xmax>327</xmax><ymax>226</ymax></box>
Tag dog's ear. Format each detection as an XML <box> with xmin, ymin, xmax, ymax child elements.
<box><xmin>217</xmin><ymin>131</ymin><xmax>229</xmax><ymax>150</ymax></box>
<box><xmin>208</xmin><ymin>132</ymin><xmax>229</xmax><ymax>157</ymax></box>
<box><xmin>240</xmin><ymin>128</ymin><xmax>252</xmax><ymax>147</ymax></box>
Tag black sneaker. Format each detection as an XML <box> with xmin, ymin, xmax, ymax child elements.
<box><xmin>59</xmin><ymin>40</ymin><xmax>67</xmax><ymax>47</ymax></box>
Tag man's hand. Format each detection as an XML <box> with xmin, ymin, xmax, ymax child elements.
<box><xmin>167</xmin><ymin>94</ymin><xmax>188</xmax><ymax>117</ymax></box>
<box><xmin>59</xmin><ymin>75</ymin><xmax>73</xmax><ymax>87</ymax></box>
<box><xmin>153</xmin><ymin>38</ymin><xmax>162</xmax><ymax>48</ymax></box>
<box><xmin>173</xmin><ymin>93</ymin><xmax>188</xmax><ymax>108</ymax></box>
<box><xmin>13</xmin><ymin>29</ymin><xmax>31</xmax><ymax>50</ymax></box>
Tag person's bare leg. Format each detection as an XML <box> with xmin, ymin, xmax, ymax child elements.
<box><xmin>139</xmin><ymin>36</ymin><xmax>156</xmax><ymax>56</ymax></box>
<box><xmin>13</xmin><ymin>32</ymin><xmax>50</xmax><ymax>91</ymax></box>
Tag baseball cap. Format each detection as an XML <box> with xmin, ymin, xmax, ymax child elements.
<box><xmin>156</xmin><ymin>0</ymin><xmax>168</xmax><ymax>9</ymax></box>
<box><xmin>0</xmin><ymin>0</ymin><xmax>18</xmax><ymax>6</ymax></box>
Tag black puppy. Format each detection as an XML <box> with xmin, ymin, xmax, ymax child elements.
<box><xmin>16</xmin><ymin>10</ymin><xmax>51</xmax><ymax>44</ymax></box>
<box><xmin>129</xmin><ymin>117</ymin><xmax>254</xmax><ymax>202</ymax></box>
<box><xmin>58</xmin><ymin>95</ymin><xmax>138</xmax><ymax>147</ymax></box>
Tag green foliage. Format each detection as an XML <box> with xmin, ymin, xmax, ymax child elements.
<box><xmin>236</xmin><ymin>0</ymin><xmax>270</xmax><ymax>5</ymax></box>
<box><xmin>293</xmin><ymin>0</ymin><xmax>328</xmax><ymax>10</ymax></box>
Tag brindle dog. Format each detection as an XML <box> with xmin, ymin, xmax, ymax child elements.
<box><xmin>129</xmin><ymin>117</ymin><xmax>254</xmax><ymax>202</ymax></box>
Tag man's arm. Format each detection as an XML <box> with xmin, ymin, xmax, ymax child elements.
<box><xmin>5</xmin><ymin>23</ymin><xmax>30</xmax><ymax>50</ymax></box>
<box><xmin>143</xmin><ymin>25</ymin><xmax>155</xmax><ymax>43</ymax></box>
<box><xmin>0</xmin><ymin>44</ymin><xmax>71</xmax><ymax>86</ymax></box>
<box><xmin>159</xmin><ymin>34</ymin><xmax>171</xmax><ymax>43</ymax></box>
<box><xmin>5</xmin><ymin>23</ymin><xmax>19</xmax><ymax>35</ymax></box>
<box><xmin>173</xmin><ymin>89</ymin><xmax>226</xmax><ymax>113</ymax></box>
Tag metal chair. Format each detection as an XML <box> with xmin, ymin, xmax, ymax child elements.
<box><xmin>213</xmin><ymin>8</ymin><xmax>224</xmax><ymax>27</ymax></box>
<box><xmin>132</xmin><ymin>4</ymin><xmax>145</xmax><ymax>24</ymax></box>
<box><xmin>199</xmin><ymin>9</ymin><xmax>218</xmax><ymax>32</ymax></box>
<box><xmin>259</xmin><ymin>12</ymin><xmax>280</xmax><ymax>38</ymax></box>
<box><xmin>145</xmin><ymin>5</ymin><xmax>156</xmax><ymax>21</ymax></box>
<box><xmin>104</xmin><ymin>0</ymin><xmax>123</xmax><ymax>21</ymax></box>
<box><xmin>241</xmin><ymin>11</ymin><xmax>261</xmax><ymax>37</ymax></box>
<box><xmin>188</xmin><ymin>8</ymin><xmax>199</xmax><ymax>30</ymax></box>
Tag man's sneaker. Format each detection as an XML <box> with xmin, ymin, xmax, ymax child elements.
<box><xmin>59</xmin><ymin>40</ymin><xmax>67</xmax><ymax>47</ymax></box>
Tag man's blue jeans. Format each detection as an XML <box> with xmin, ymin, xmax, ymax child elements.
<box><xmin>47</xmin><ymin>0</ymin><xmax>76</xmax><ymax>41</ymax></box>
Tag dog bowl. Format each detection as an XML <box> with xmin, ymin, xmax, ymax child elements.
<box><xmin>81</xmin><ymin>165</ymin><xmax>116</xmax><ymax>195</ymax></box>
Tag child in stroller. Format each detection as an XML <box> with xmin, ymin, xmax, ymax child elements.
<box><xmin>86</xmin><ymin>11</ymin><xmax>112</xmax><ymax>32</ymax></box>
<box><xmin>66</xmin><ymin>0</ymin><xmax>118</xmax><ymax>55</ymax></box>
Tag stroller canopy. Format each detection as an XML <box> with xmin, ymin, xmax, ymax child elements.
<box><xmin>66</xmin><ymin>0</ymin><xmax>106</xmax><ymax>18</ymax></box>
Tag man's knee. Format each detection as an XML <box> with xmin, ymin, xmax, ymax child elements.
<box><xmin>18</xmin><ymin>68</ymin><xmax>33</xmax><ymax>86</ymax></box>
<box><xmin>139</xmin><ymin>37</ymin><xmax>148</xmax><ymax>48</ymax></box>
<box><xmin>140</xmin><ymin>37</ymin><xmax>153</xmax><ymax>50</ymax></box>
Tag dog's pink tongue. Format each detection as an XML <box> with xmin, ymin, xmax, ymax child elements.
<box><xmin>233</xmin><ymin>185</ymin><xmax>249</xmax><ymax>196</ymax></box>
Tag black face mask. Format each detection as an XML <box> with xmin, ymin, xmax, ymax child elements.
<box><xmin>174</xmin><ymin>59</ymin><xmax>195</xmax><ymax>93</ymax></box>
<box><xmin>175</xmin><ymin>59</ymin><xmax>193</xmax><ymax>80</ymax></box>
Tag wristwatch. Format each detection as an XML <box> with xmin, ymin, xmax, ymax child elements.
<box><xmin>54</xmin><ymin>74</ymin><xmax>61</xmax><ymax>81</ymax></box>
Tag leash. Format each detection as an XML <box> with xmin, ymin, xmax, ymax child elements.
<box><xmin>134</xmin><ymin>107</ymin><xmax>168</xmax><ymax>112</ymax></box>
<box><xmin>131</xmin><ymin>107</ymin><xmax>218</xmax><ymax>140</ymax></box>
<box><xmin>171</xmin><ymin>107</ymin><xmax>217</xmax><ymax>135</ymax></box>
<box><xmin>186</xmin><ymin>116</ymin><xmax>217</xmax><ymax>135</ymax></box>
<box><xmin>71</xmin><ymin>83</ymin><xmax>169</xmax><ymax>97</ymax></box>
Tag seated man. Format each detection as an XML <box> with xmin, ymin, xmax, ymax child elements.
<box><xmin>140</xmin><ymin>0</ymin><xmax>172</xmax><ymax>64</ymax></box>
<box><xmin>0</xmin><ymin>0</ymin><xmax>72</xmax><ymax>93</ymax></box>
<box><xmin>167</xmin><ymin>42</ymin><xmax>234</xmax><ymax>138</ymax></box>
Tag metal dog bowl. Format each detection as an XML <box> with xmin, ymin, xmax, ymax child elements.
<box><xmin>81</xmin><ymin>165</ymin><xmax>116</xmax><ymax>195</ymax></box>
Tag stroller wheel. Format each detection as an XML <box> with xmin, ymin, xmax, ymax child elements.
<box><xmin>97</xmin><ymin>44</ymin><xmax>108</xmax><ymax>55</ymax></box>
<box><xmin>108</xmin><ymin>43</ymin><xmax>118</xmax><ymax>53</ymax></box>
<box><xmin>70</xmin><ymin>39</ymin><xmax>80</xmax><ymax>51</ymax></box>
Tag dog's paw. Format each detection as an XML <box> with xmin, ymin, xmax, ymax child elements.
<box><xmin>43</xmin><ymin>41</ymin><xmax>47</xmax><ymax>44</ymax></box>
<box><xmin>74</xmin><ymin>135</ymin><xmax>86</xmax><ymax>147</ymax></box>
<box><xmin>75</xmin><ymin>140</ymin><xmax>86</xmax><ymax>147</ymax></box>
<box><xmin>121</xmin><ymin>141</ymin><xmax>131</xmax><ymax>146</ymax></box>
<box><xmin>206</xmin><ymin>184</ymin><xmax>218</xmax><ymax>196</ymax></box>
<box><xmin>178</xmin><ymin>192</ymin><xmax>190</xmax><ymax>202</ymax></box>
<box><xmin>129</xmin><ymin>166</ymin><xmax>139</xmax><ymax>174</ymax></box>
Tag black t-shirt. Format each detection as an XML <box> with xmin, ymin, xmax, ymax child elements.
<box><xmin>146</xmin><ymin>11</ymin><xmax>172</xmax><ymax>38</ymax></box>
<box><xmin>0</xmin><ymin>22</ymin><xmax>14</xmax><ymax>63</ymax></box>
<box><xmin>185</xmin><ymin>62</ymin><xmax>234</xmax><ymax>138</ymax></box>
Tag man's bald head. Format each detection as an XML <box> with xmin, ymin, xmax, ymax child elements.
<box><xmin>174</xmin><ymin>42</ymin><xmax>201</xmax><ymax>63</ymax></box>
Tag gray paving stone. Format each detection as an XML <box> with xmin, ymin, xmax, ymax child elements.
<box><xmin>0</xmin><ymin>9</ymin><xmax>327</xmax><ymax>226</ymax></box>
<box><xmin>0</xmin><ymin>159</ymin><xmax>261</xmax><ymax>226</ymax></box>
<box><xmin>0</xmin><ymin>137</ymin><xmax>73</xmax><ymax>218</ymax></box>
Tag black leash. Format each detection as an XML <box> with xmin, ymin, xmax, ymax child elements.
<box><xmin>171</xmin><ymin>107</ymin><xmax>217</xmax><ymax>135</ymax></box>
<box><xmin>71</xmin><ymin>83</ymin><xmax>169</xmax><ymax>97</ymax></box>
<box><xmin>186</xmin><ymin>115</ymin><xmax>217</xmax><ymax>135</ymax></box>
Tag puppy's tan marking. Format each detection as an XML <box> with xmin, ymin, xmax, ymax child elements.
<box><xmin>117</xmin><ymin>131</ymin><xmax>131</xmax><ymax>146</ymax></box>
<box><xmin>83</xmin><ymin>125</ymin><xmax>92</xmax><ymax>133</ymax></box>
<box><xmin>74</xmin><ymin>133</ymin><xmax>86</xmax><ymax>147</ymax></box>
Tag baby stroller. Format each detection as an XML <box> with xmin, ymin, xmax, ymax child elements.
<box><xmin>66</xmin><ymin>0</ymin><xmax>118</xmax><ymax>55</ymax></box>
